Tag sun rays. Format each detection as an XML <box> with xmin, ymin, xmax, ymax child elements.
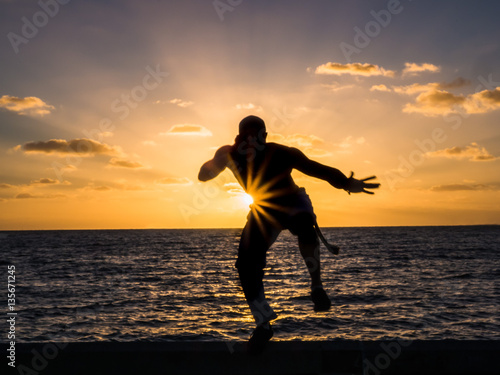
<box><xmin>228</xmin><ymin>152</ymin><xmax>295</xmax><ymax>237</ymax></box>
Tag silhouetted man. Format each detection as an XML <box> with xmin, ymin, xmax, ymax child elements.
<box><xmin>198</xmin><ymin>115</ymin><xmax>379</xmax><ymax>352</ymax></box>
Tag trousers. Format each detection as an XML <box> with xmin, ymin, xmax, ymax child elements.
<box><xmin>235</xmin><ymin>188</ymin><xmax>318</xmax><ymax>324</ymax></box>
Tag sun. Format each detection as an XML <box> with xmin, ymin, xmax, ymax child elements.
<box><xmin>241</xmin><ymin>193</ymin><xmax>254</xmax><ymax>206</ymax></box>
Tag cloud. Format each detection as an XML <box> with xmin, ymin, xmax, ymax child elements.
<box><xmin>268</xmin><ymin>133</ymin><xmax>332</xmax><ymax>157</ymax></box>
<box><xmin>142</xmin><ymin>140</ymin><xmax>157</xmax><ymax>146</ymax></box>
<box><xmin>463</xmin><ymin>87</ymin><xmax>500</xmax><ymax>114</ymax></box>
<box><xmin>430</xmin><ymin>183</ymin><xmax>497</xmax><ymax>192</ymax></box>
<box><xmin>393</xmin><ymin>78</ymin><xmax>471</xmax><ymax>95</ymax></box>
<box><xmin>112</xmin><ymin>181</ymin><xmax>147</xmax><ymax>191</ymax></box>
<box><xmin>1</xmin><ymin>180</ymin><xmax>69</xmax><ymax>189</ymax></box>
<box><xmin>15</xmin><ymin>193</ymin><xmax>66</xmax><ymax>199</ymax></box>
<box><xmin>223</xmin><ymin>182</ymin><xmax>241</xmax><ymax>191</ymax></box>
<box><xmin>160</xmin><ymin>124</ymin><xmax>212</xmax><ymax>137</ymax></box>
<box><xmin>15</xmin><ymin>193</ymin><xmax>38</xmax><ymax>199</ymax></box>
<box><xmin>30</xmin><ymin>178</ymin><xmax>58</xmax><ymax>184</ymax></box>
<box><xmin>438</xmin><ymin>77</ymin><xmax>471</xmax><ymax>89</ymax></box>
<box><xmin>269</xmin><ymin>133</ymin><xmax>324</xmax><ymax>148</ymax></box>
<box><xmin>393</xmin><ymin>83</ymin><xmax>438</xmax><ymax>95</ymax></box>
<box><xmin>99</xmin><ymin>131</ymin><xmax>114</xmax><ymax>138</ymax></box>
<box><xmin>426</xmin><ymin>142</ymin><xmax>497</xmax><ymax>161</ymax></box>
<box><xmin>235</xmin><ymin>103</ymin><xmax>263</xmax><ymax>111</ymax></box>
<box><xmin>402</xmin><ymin>62</ymin><xmax>440</xmax><ymax>76</ymax></box>
<box><xmin>0</xmin><ymin>95</ymin><xmax>55</xmax><ymax>116</ymax></box>
<box><xmin>169</xmin><ymin>98</ymin><xmax>193</xmax><ymax>108</ymax></box>
<box><xmin>393</xmin><ymin>79</ymin><xmax>500</xmax><ymax>116</ymax></box>
<box><xmin>336</xmin><ymin>136</ymin><xmax>366</xmax><ymax>150</ymax></box>
<box><xmin>224</xmin><ymin>182</ymin><xmax>245</xmax><ymax>195</ymax></box>
<box><xmin>46</xmin><ymin>164</ymin><xmax>77</xmax><ymax>174</ymax></box>
<box><xmin>28</xmin><ymin>178</ymin><xmax>71</xmax><ymax>186</ymax></box>
<box><xmin>403</xmin><ymin>89</ymin><xmax>466</xmax><ymax>116</ymax></box>
<box><xmin>18</xmin><ymin>138</ymin><xmax>121</xmax><ymax>156</ymax></box>
<box><xmin>321</xmin><ymin>83</ymin><xmax>355</xmax><ymax>92</ymax></box>
<box><xmin>370</xmin><ymin>84</ymin><xmax>391</xmax><ymax>92</ymax></box>
<box><xmin>107</xmin><ymin>158</ymin><xmax>145</xmax><ymax>169</ymax></box>
<box><xmin>314</xmin><ymin>62</ymin><xmax>395</xmax><ymax>77</ymax></box>
<box><xmin>156</xmin><ymin>177</ymin><xmax>192</xmax><ymax>186</ymax></box>
<box><xmin>28</xmin><ymin>178</ymin><xmax>68</xmax><ymax>187</ymax></box>
<box><xmin>84</xmin><ymin>185</ymin><xmax>113</xmax><ymax>192</ymax></box>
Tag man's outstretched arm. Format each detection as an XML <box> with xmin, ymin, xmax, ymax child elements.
<box><xmin>290</xmin><ymin>147</ymin><xmax>380</xmax><ymax>194</ymax></box>
<box><xmin>198</xmin><ymin>145</ymin><xmax>232</xmax><ymax>181</ymax></box>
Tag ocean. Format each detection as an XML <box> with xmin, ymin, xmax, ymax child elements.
<box><xmin>1</xmin><ymin>226</ymin><xmax>499</xmax><ymax>343</ymax></box>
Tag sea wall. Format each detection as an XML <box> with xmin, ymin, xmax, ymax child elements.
<box><xmin>8</xmin><ymin>340</ymin><xmax>499</xmax><ymax>375</ymax></box>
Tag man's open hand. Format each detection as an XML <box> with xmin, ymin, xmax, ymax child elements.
<box><xmin>345</xmin><ymin>172</ymin><xmax>380</xmax><ymax>195</ymax></box>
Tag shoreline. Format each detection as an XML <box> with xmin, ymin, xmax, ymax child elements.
<box><xmin>8</xmin><ymin>340</ymin><xmax>499</xmax><ymax>374</ymax></box>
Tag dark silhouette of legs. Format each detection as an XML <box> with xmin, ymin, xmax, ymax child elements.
<box><xmin>287</xmin><ymin>212</ymin><xmax>322</xmax><ymax>288</ymax></box>
<box><xmin>288</xmin><ymin>212</ymin><xmax>331</xmax><ymax>311</ymax></box>
<box><xmin>236</xmin><ymin>212</ymin><xmax>280</xmax><ymax>325</ymax></box>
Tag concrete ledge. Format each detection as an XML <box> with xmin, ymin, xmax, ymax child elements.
<box><xmin>6</xmin><ymin>340</ymin><xmax>499</xmax><ymax>375</ymax></box>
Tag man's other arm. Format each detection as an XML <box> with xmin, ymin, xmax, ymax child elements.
<box><xmin>198</xmin><ymin>145</ymin><xmax>232</xmax><ymax>181</ymax></box>
<box><xmin>290</xmin><ymin>147</ymin><xmax>380</xmax><ymax>194</ymax></box>
<box><xmin>289</xmin><ymin>147</ymin><xmax>349</xmax><ymax>189</ymax></box>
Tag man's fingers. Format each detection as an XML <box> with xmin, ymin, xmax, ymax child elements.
<box><xmin>346</xmin><ymin>174</ymin><xmax>380</xmax><ymax>194</ymax></box>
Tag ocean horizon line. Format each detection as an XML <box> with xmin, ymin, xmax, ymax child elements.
<box><xmin>1</xmin><ymin>223</ymin><xmax>498</xmax><ymax>232</ymax></box>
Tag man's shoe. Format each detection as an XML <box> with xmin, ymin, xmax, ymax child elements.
<box><xmin>311</xmin><ymin>287</ymin><xmax>331</xmax><ymax>312</ymax></box>
<box><xmin>248</xmin><ymin>324</ymin><xmax>273</xmax><ymax>355</ymax></box>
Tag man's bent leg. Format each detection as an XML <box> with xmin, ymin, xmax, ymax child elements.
<box><xmin>289</xmin><ymin>213</ymin><xmax>331</xmax><ymax>311</ymax></box>
<box><xmin>299</xmin><ymin>237</ymin><xmax>322</xmax><ymax>288</ymax></box>
<box><xmin>288</xmin><ymin>213</ymin><xmax>322</xmax><ymax>288</ymax></box>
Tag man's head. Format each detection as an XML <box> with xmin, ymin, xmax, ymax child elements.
<box><xmin>238</xmin><ymin>115</ymin><xmax>267</xmax><ymax>146</ymax></box>
<box><xmin>239</xmin><ymin>115</ymin><xmax>266</xmax><ymax>135</ymax></box>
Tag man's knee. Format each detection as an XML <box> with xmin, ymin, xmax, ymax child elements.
<box><xmin>235</xmin><ymin>256</ymin><xmax>265</xmax><ymax>274</ymax></box>
<box><xmin>289</xmin><ymin>213</ymin><xmax>318</xmax><ymax>244</ymax></box>
<box><xmin>299</xmin><ymin>229</ymin><xmax>319</xmax><ymax>246</ymax></box>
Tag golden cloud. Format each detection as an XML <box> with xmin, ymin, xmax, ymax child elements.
<box><xmin>160</xmin><ymin>124</ymin><xmax>212</xmax><ymax>136</ymax></box>
<box><xmin>403</xmin><ymin>89</ymin><xmax>466</xmax><ymax>116</ymax></box>
<box><xmin>321</xmin><ymin>83</ymin><xmax>355</xmax><ymax>92</ymax></box>
<box><xmin>426</xmin><ymin>142</ymin><xmax>497</xmax><ymax>161</ymax></box>
<box><xmin>15</xmin><ymin>193</ymin><xmax>66</xmax><ymax>199</ymax></box>
<box><xmin>107</xmin><ymin>158</ymin><xmax>145</xmax><ymax>169</ymax></box>
<box><xmin>393</xmin><ymin>83</ymin><xmax>438</xmax><ymax>95</ymax></box>
<box><xmin>267</xmin><ymin>133</ymin><xmax>332</xmax><ymax>158</ymax></box>
<box><xmin>370</xmin><ymin>84</ymin><xmax>391</xmax><ymax>92</ymax></box>
<box><xmin>0</xmin><ymin>95</ymin><xmax>55</xmax><ymax>116</ymax></box>
<box><xmin>430</xmin><ymin>183</ymin><xmax>497</xmax><ymax>192</ymax></box>
<box><xmin>336</xmin><ymin>136</ymin><xmax>366</xmax><ymax>149</ymax></box>
<box><xmin>464</xmin><ymin>87</ymin><xmax>500</xmax><ymax>114</ymax></box>
<box><xmin>169</xmin><ymin>98</ymin><xmax>193</xmax><ymax>108</ymax></box>
<box><xmin>225</xmin><ymin>185</ymin><xmax>245</xmax><ymax>195</ymax></box>
<box><xmin>393</xmin><ymin>78</ymin><xmax>470</xmax><ymax>95</ymax></box>
<box><xmin>402</xmin><ymin>62</ymin><xmax>440</xmax><ymax>76</ymax></box>
<box><xmin>314</xmin><ymin>62</ymin><xmax>395</xmax><ymax>77</ymax></box>
<box><xmin>32</xmin><ymin>178</ymin><xmax>57</xmax><ymax>184</ymax></box>
<box><xmin>19</xmin><ymin>138</ymin><xmax>121</xmax><ymax>156</ymax></box>
<box><xmin>393</xmin><ymin>78</ymin><xmax>499</xmax><ymax>116</ymax></box>
<box><xmin>156</xmin><ymin>177</ymin><xmax>192</xmax><ymax>185</ymax></box>
<box><xmin>86</xmin><ymin>185</ymin><xmax>113</xmax><ymax>192</ymax></box>
<box><xmin>223</xmin><ymin>182</ymin><xmax>241</xmax><ymax>190</ymax></box>
<box><xmin>235</xmin><ymin>103</ymin><xmax>263</xmax><ymax>111</ymax></box>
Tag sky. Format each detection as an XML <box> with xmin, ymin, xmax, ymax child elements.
<box><xmin>1</xmin><ymin>0</ymin><xmax>499</xmax><ymax>230</ymax></box>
